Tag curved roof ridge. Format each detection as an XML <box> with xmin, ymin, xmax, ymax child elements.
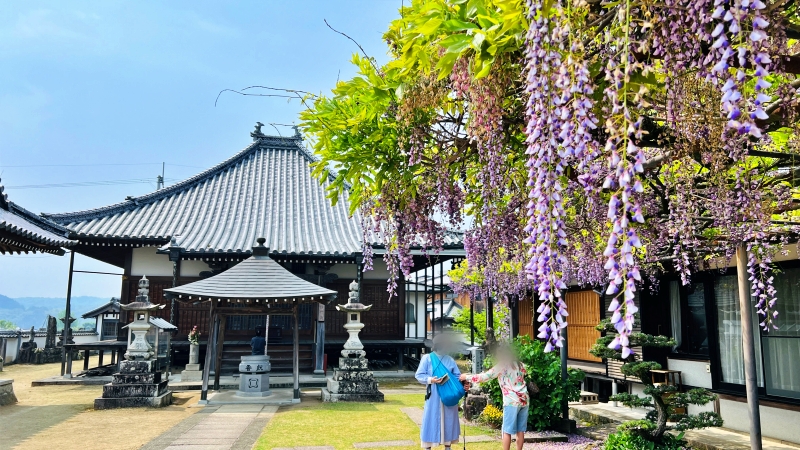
<box><xmin>8</xmin><ymin>202</ymin><xmax>72</xmax><ymax>237</ymax></box>
<box><xmin>44</xmin><ymin>135</ymin><xmax>305</xmax><ymax>224</ymax></box>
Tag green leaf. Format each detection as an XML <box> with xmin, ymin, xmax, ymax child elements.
<box><xmin>441</xmin><ymin>18</ymin><xmax>479</xmax><ymax>32</ymax></box>
<box><xmin>440</xmin><ymin>33</ymin><xmax>473</xmax><ymax>54</ymax></box>
<box><xmin>415</xmin><ymin>17</ymin><xmax>444</xmax><ymax>36</ymax></box>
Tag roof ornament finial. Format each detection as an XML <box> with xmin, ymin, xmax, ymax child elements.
<box><xmin>292</xmin><ymin>125</ymin><xmax>301</xmax><ymax>140</ymax></box>
<box><xmin>252</xmin><ymin>237</ymin><xmax>270</xmax><ymax>258</ymax></box>
<box><xmin>251</xmin><ymin>122</ymin><xmax>266</xmax><ymax>141</ymax></box>
<box><xmin>0</xmin><ymin>178</ymin><xmax>8</xmax><ymax>210</ymax></box>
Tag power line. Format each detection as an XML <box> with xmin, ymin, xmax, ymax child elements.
<box><xmin>0</xmin><ymin>162</ymin><xmax>205</xmax><ymax>169</ymax></box>
<box><xmin>6</xmin><ymin>178</ymin><xmax>180</xmax><ymax>190</ymax></box>
<box><xmin>1</xmin><ymin>163</ymin><xmax>161</xmax><ymax>168</ymax></box>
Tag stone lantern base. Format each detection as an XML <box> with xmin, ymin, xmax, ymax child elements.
<box><xmin>94</xmin><ymin>360</ymin><xmax>172</xmax><ymax>409</ymax></box>
<box><xmin>321</xmin><ymin>357</ymin><xmax>384</xmax><ymax>402</ymax></box>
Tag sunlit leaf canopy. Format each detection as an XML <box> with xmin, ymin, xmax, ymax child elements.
<box><xmin>300</xmin><ymin>0</ymin><xmax>800</xmax><ymax>354</ymax></box>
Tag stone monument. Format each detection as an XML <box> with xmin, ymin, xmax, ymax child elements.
<box><xmin>236</xmin><ymin>355</ymin><xmax>271</xmax><ymax>397</ymax></box>
<box><xmin>94</xmin><ymin>276</ymin><xmax>172</xmax><ymax>409</ymax></box>
<box><xmin>45</xmin><ymin>316</ymin><xmax>57</xmax><ymax>349</ymax></box>
<box><xmin>321</xmin><ymin>281</ymin><xmax>384</xmax><ymax>402</ymax></box>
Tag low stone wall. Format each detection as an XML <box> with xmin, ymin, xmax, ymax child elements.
<box><xmin>16</xmin><ymin>348</ymin><xmax>74</xmax><ymax>365</ymax></box>
<box><xmin>0</xmin><ymin>379</ymin><xmax>18</xmax><ymax>406</ymax></box>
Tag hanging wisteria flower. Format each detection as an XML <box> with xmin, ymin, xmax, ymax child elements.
<box><xmin>523</xmin><ymin>0</ymin><xmax>598</xmax><ymax>352</ymax></box>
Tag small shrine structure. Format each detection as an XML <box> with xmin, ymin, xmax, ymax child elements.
<box><xmin>322</xmin><ymin>281</ymin><xmax>384</xmax><ymax>402</ymax></box>
<box><xmin>163</xmin><ymin>238</ymin><xmax>337</xmax><ymax>404</ymax></box>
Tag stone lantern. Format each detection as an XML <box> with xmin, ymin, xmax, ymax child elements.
<box><xmin>322</xmin><ymin>281</ymin><xmax>384</xmax><ymax>402</ymax></box>
<box><xmin>337</xmin><ymin>281</ymin><xmax>371</xmax><ymax>358</ymax></box>
<box><xmin>121</xmin><ymin>276</ymin><xmax>162</xmax><ymax>361</ymax></box>
<box><xmin>95</xmin><ymin>275</ymin><xmax>172</xmax><ymax>409</ymax></box>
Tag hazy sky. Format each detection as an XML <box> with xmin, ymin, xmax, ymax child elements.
<box><xmin>0</xmin><ymin>1</ymin><xmax>399</xmax><ymax>298</ymax></box>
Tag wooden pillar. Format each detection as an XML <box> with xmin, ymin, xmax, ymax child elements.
<box><xmin>427</xmin><ymin>264</ymin><xmax>433</xmax><ymax>339</ymax></box>
<box><xmin>200</xmin><ymin>312</ymin><xmax>218</xmax><ymax>402</ymax></box>
<box><xmin>293</xmin><ymin>306</ymin><xmax>300</xmax><ymax>401</ymax></box>
<box><xmin>736</xmin><ymin>245</ymin><xmax>762</xmax><ymax>450</ymax></box>
<box><xmin>117</xmin><ymin>251</ymin><xmax>133</xmax><ymax>342</ymax></box>
<box><xmin>65</xmin><ymin>347</ymin><xmax>73</xmax><ymax>377</ymax></box>
<box><xmin>470</xmin><ymin>295</ymin><xmax>475</xmax><ymax>347</ymax></box>
<box><xmin>166</xmin><ymin>259</ymin><xmax>180</xmax><ymax>381</ymax></box>
<box><xmin>61</xmin><ymin>250</ymin><xmax>75</xmax><ymax>377</ymax></box>
<box><xmin>314</xmin><ymin>303</ymin><xmax>325</xmax><ymax>375</ymax></box>
<box><xmin>415</xmin><ymin>269</ymin><xmax>420</xmax><ymax>339</ymax></box>
<box><xmin>83</xmin><ymin>351</ymin><xmax>90</xmax><ymax>371</ymax></box>
<box><xmin>439</xmin><ymin>261</ymin><xmax>444</xmax><ymax>337</ymax></box>
<box><xmin>99</xmin><ymin>350</ymin><xmax>104</xmax><ymax>367</ymax></box>
<box><xmin>213</xmin><ymin>314</ymin><xmax>226</xmax><ymax>391</ymax></box>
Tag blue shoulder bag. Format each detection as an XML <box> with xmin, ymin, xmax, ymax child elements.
<box><xmin>428</xmin><ymin>352</ymin><xmax>465</xmax><ymax>407</ymax></box>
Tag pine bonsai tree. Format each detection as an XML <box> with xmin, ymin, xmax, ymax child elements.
<box><xmin>590</xmin><ymin>319</ymin><xmax>723</xmax><ymax>446</ymax></box>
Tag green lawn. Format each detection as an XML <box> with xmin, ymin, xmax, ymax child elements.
<box><xmin>254</xmin><ymin>393</ymin><xmax>499</xmax><ymax>450</ymax></box>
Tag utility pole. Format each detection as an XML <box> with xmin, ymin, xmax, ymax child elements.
<box><xmin>60</xmin><ymin>250</ymin><xmax>75</xmax><ymax>377</ymax></box>
<box><xmin>156</xmin><ymin>162</ymin><xmax>165</xmax><ymax>189</ymax></box>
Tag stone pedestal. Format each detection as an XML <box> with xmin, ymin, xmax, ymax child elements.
<box><xmin>0</xmin><ymin>379</ymin><xmax>17</xmax><ymax>406</ymax></box>
<box><xmin>181</xmin><ymin>364</ymin><xmax>203</xmax><ymax>381</ymax></box>
<box><xmin>235</xmin><ymin>355</ymin><xmax>270</xmax><ymax>397</ymax></box>
<box><xmin>94</xmin><ymin>360</ymin><xmax>172</xmax><ymax>409</ymax></box>
<box><xmin>181</xmin><ymin>344</ymin><xmax>203</xmax><ymax>381</ymax></box>
<box><xmin>321</xmin><ymin>357</ymin><xmax>384</xmax><ymax>402</ymax></box>
<box><xmin>189</xmin><ymin>343</ymin><xmax>199</xmax><ymax>364</ymax></box>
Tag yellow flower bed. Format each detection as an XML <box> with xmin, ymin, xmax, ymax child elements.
<box><xmin>478</xmin><ymin>404</ymin><xmax>503</xmax><ymax>429</ymax></box>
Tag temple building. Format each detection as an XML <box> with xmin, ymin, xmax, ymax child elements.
<box><xmin>43</xmin><ymin>126</ymin><xmax>464</xmax><ymax>374</ymax></box>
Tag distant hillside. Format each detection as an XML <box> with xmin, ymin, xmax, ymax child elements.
<box><xmin>0</xmin><ymin>295</ymin><xmax>111</xmax><ymax>330</ymax></box>
<box><xmin>0</xmin><ymin>295</ymin><xmax>23</xmax><ymax>310</ymax></box>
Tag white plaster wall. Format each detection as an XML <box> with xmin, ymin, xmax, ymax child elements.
<box><xmin>327</xmin><ymin>258</ymin><xmax>391</xmax><ymax>280</ymax></box>
<box><xmin>718</xmin><ymin>398</ymin><xmax>800</xmax><ymax>444</ymax></box>
<box><xmin>405</xmin><ymin>289</ymin><xmax>426</xmax><ymax>339</ymax></box>
<box><xmin>363</xmin><ymin>258</ymin><xmax>391</xmax><ymax>280</ymax></box>
<box><xmin>667</xmin><ymin>358</ymin><xmax>712</xmax><ymax>389</ymax></box>
<box><xmin>327</xmin><ymin>263</ymin><xmax>358</xmax><ymax>279</ymax></box>
<box><xmin>131</xmin><ymin>247</ymin><xmax>172</xmax><ymax>276</ymax></box>
<box><xmin>2</xmin><ymin>332</ymin><xmax>98</xmax><ymax>363</ymax></box>
<box><xmin>181</xmin><ymin>259</ymin><xmax>209</xmax><ymax>277</ymax></box>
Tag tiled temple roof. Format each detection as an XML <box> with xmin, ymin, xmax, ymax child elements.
<box><xmin>44</xmin><ymin>132</ymin><xmax>463</xmax><ymax>258</ymax></box>
<box><xmin>0</xmin><ymin>180</ymin><xmax>75</xmax><ymax>254</ymax></box>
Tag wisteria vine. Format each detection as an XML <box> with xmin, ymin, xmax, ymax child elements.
<box><xmin>302</xmin><ymin>0</ymin><xmax>800</xmax><ymax>354</ymax></box>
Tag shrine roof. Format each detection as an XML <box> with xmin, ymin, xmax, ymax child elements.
<box><xmin>164</xmin><ymin>240</ymin><xmax>337</xmax><ymax>303</ymax></box>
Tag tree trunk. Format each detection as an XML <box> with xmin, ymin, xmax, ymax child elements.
<box><xmin>651</xmin><ymin>393</ymin><xmax>669</xmax><ymax>440</ymax></box>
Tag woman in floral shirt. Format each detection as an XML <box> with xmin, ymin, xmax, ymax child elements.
<box><xmin>459</xmin><ymin>345</ymin><xmax>528</xmax><ymax>450</ymax></box>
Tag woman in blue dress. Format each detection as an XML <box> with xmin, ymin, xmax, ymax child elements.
<box><xmin>415</xmin><ymin>334</ymin><xmax>461</xmax><ymax>449</ymax></box>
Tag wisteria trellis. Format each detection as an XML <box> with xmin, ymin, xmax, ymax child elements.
<box><xmin>302</xmin><ymin>0</ymin><xmax>800</xmax><ymax>357</ymax></box>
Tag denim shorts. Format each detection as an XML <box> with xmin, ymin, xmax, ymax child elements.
<box><xmin>502</xmin><ymin>405</ymin><xmax>529</xmax><ymax>435</ymax></box>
